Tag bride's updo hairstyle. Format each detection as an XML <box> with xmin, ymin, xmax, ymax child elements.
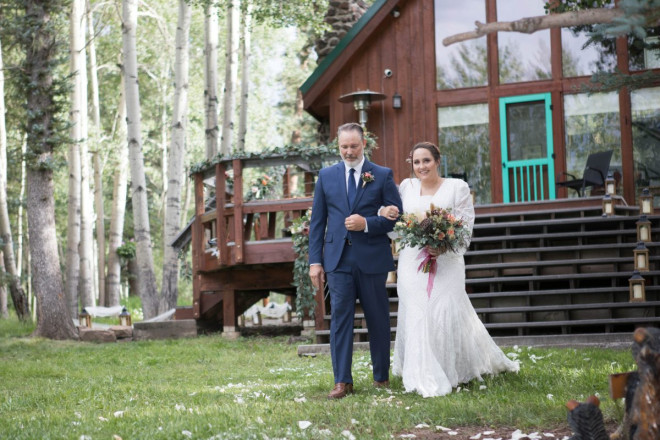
<box><xmin>408</xmin><ymin>142</ymin><xmax>441</xmax><ymax>176</ymax></box>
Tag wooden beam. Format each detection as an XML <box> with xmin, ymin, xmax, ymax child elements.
<box><xmin>232</xmin><ymin>159</ymin><xmax>244</xmax><ymax>263</ymax></box>
<box><xmin>192</xmin><ymin>173</ymin><xmax>205</xmax><ymax>319</ymax></box>
<box><xmin>216</xmin><ymin>163</ymin><xmax>229</xmax><ymax>266</ymax></box>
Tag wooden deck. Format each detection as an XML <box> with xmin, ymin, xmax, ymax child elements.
<box><xmin>181</xmin><ymin>156</ymin><xmax>659</xmax><ymax>338</ymax></box>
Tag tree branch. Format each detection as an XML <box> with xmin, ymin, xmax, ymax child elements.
<box><xmin>442</xmin><ymin>8</ymin><xmax>624</xmax><ymax>46</ymax></box>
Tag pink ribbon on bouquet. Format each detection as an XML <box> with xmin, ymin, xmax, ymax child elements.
<box><xmin>416</xmin><ymin>248</ymin><xmax>437</xmax><ymax>299</ymax></box>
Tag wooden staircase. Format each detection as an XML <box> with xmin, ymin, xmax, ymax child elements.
<box><xmin>315</xmin><ymin>203</ymin><xmax>660</xmax><ymax>343</ymax></box>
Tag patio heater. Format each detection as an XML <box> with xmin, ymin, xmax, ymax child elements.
<box><xmin>338</xmin><ymin>90</ymin><xmax>386</xmax><ymax>128</ymax></box>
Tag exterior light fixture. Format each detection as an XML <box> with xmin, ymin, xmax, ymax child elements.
<box><xmin>636</xmin><ymin>215</ymin><xmax>652</xmax><ymax>242</ymax></box>
<box><xmin>338</xmin><ymin>90</ymin><xmax>386</xmax><ymax>128</ymax></box>
<box><xmin>640</xmin><ymin>188</ymin><xmax>653</xmax><ymax>214</ymax></box>
<box><xmin>119</xmin><ymin>307</ymin><xmax>132</xmax><ymax>327</ymax></box>
<box><xmin>392</xmin><ymin>92</ymin><xmax>402</xmax><ymax>109</ymax></box>
<box><xmin>605</xmin><ymin>173</ymin><xmax>615</xmax><ymax>196</ymax></box>
<box><xmin>602</xmin><ymin>194</ymin><xmax>613</xmax><ymax>216</ymax></box>
<box><xmin>79</xmin><ymin>308</ymin><xmax>91</xmax><ymax>328</ymax></box>
<box><xmin>634</xmin><ymin>242</ymin><xmax>650</xmax><ymax>272</ymax></box>
<box><xmin>629</xmin><ymin>271</ymin><xmax>646</xmax><ymax>302</ymax></box>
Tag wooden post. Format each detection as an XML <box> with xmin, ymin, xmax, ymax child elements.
<box><xmin>233</xmin><ymin>159</ymin><xmax>244</xmax><ymax>263</ymax></box>
<box><xmin>192</xmin><ymin>174</ymin><xmax>205</xmax><ymax>319</ymax></box>
<box><xmin>222</xmin><ymin>288</ymin><xmax>239</xmax><ymax>338</ymax></box>
<box><xmin>215</xmin><ymin>163</ymin><xmax>228</xmax><ymax>266</ymax></box>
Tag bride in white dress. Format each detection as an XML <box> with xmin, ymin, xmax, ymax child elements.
<box><xmin>381</xmin><ymin>142</ymin><xmax>519</xmax><ymax>397</ymax></box>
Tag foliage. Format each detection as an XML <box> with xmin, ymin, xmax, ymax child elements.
<box><xmin>394</xmin><ymin>205</ymin><xmax>471</xmax><ymax>256</ymax></box>
<box><xmin>289</xmin><ymin>208</ymin><xmax>315</xmax><ymax>318</ymax></box>
<box><xmin>116</xmin><ymin>240</ymin><xmax>137</xmax><ymax>260</ymax></box>
<box><xmin>0</xmin><ymin>320</ymin><xmax>637</xmax><ymax>439</ymax></box>
<box><xmin>244</xmin><ymin>172</ymin><xmax>277</xmax><ymax>202</ymax></box>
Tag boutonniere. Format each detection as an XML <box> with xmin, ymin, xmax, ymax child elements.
<box><xmin>361</xmin><ymin>171</ymin><xmax>375</xmax><ymax>188</ymax></box>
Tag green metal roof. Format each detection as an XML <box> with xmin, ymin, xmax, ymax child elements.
<box><xmin>300</xmin><ymin>0</ymin><xmax>390</xmax><ymax>95</ymax></box>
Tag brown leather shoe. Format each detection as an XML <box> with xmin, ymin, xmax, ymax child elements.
<box><xmin>373</xmin><ymin>380</ymin><xmax>390</xmax><ymax>388</ymax></box>
<box><xmin>327</xmin><ymin>382</ymin><xmax>354</xmax><ymax>399</ymax></box>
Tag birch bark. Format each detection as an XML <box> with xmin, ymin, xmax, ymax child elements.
<box><xmin>122</xmin><ymin>0</ymin><xmax>159</xmax><ymax>318</ymax></box>
<box><xmin>220</xmin><ymin>0</ymin><xmax>240</xmax><ymax>156</ymax></box>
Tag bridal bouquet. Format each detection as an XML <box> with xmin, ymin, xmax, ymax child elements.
<box><xmin>393</xmin><ymin>204</ymin><xmax>470</xmax><ymax>297</ymax></box>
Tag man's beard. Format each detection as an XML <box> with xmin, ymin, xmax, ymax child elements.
<box><xmin>343</xmin><ymin>156</ymin><xmax>362</xmax><ymax>168</ymax></box>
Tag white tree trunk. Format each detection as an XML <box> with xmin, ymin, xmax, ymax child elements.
<box><xmin>442</xmin><ymin>7</ymin><xmax>624</xmax><ymax>46</ymax></box>
<box><xmin>204</xmin><ymin>4</ymin><xmax>219</xmax><ymax>159</ymax></box>
<box><xmin>220</xmin><ymin>0</ymin><xmax>240</xmax><ymax>156</ymax></box>
<box><xmin>237</xmin><ymin>1</ymin><xmax>251</xmax><ymax>153</ymax></box>
<box><xmin>105</xmin><ymin>76</ymin><xmax>128</xmax><ymax>308</ymax></box>
<box><xmin>87</xmin><ymin>0</ymin><xmax>106</xmax><ymax>306</ymax></box>
<box><xmin>17</xmin><ymin>134</ymin><xmax>26</xmax><ymax>280</ymax></box>
<box><xmin>0</xmin><ymin>39</ymin><xmax>30</xmax><ymax>320</ymax></box>
<box><xmin>122</xmin><ymin>0</ymin><xmax>160</xmax><ymax>318</ymax></box>
<box><xmin>71</xmin><ymin>0</ymin><xmax>95</xmax><ymax>309</ymax></box>
<box><xmin>65</xmin><ymin>0</ymin><xmax>84</xmax><ymax>317</ymax></box>
<box><xmin>161</xmin><ymin>0</ymin><xmax>191</xmax><ymax>311</ymax></box>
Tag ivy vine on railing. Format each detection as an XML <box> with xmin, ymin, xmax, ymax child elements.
<box><xmin>188</xmin><ymin>133</ymin><xmax>378</xmax><ymax>177</ymax></box>
<box><xmin>289</xmin><ymin>209</ymin><xmax>316</xmax><ymax>319</ymax></box>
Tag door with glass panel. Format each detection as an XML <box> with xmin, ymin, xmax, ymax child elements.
<box><xmin>500</xmin><ymin>93</ymin><xmax>556</xmax><ymax>203</ymax></box>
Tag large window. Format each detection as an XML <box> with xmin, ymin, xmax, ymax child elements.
<box><xmin>561</xmin><ymin>29</ymin><xmax>616</xmax><ymax>77</ymax></box>
<box><xmin>497</xmin><ymin>0</ymin><xmax>551</xmax><ymax>83</ymax></box>
<box><xmin>631</xmin><ymin>87</ymin><xmax>660</xmax><ymax>207</ymax></box>
<box><xmin>563</xmin><ymin>93</ymin><xmax>621</xmax><ymax>197</ymax></box>
<box><xmin>438</xmin><ymin>104</ymin><xmax>491</xmax><ymax>204</ymax></box>
<box><xmin>434</xmin><ymin>0</ymin><xmax>488</xmax><ymax>89</ymax></box>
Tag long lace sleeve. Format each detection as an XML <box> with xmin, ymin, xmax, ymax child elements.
<box><xmin>453</xmin><ymin>180</ymin><xmax>475</xmax><ymax>255</ymax></box>
<box><xmin>387</xmin><ymin>178</ymin><xmax>410</xmax><ymax>240</ymax></box>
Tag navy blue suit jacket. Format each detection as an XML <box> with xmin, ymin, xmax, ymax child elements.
<box><xmin>308</xmin><ymin>160</ymin><xmax>403</xmax><ymax>274</ymax></box>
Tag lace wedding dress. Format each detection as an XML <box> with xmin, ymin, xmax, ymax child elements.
<box><xmin>392</xmin><ymin>178</ymin><xmax>519</xmax><ymax>397</ymax></box>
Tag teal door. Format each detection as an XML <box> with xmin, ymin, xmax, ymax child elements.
<box><xmin>500</xmin><ymin>93</ymin><xmax>555</xmax><ymax>203</ymax></box>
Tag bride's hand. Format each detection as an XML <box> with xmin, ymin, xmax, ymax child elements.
<box><xmin>426</xmin><ymin>246</ymin><xmax>443</xmax><ymax>257</ymax></box>
<box><xmin>379</xmin><ymin>205</ymin><xmax>399</xmax><ymax>220</ymax></box>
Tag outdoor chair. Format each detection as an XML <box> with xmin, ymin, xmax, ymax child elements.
<box><xmin>556</xmin><ymin>150</ymin><xmax>613</xmax><ymax>197</ymax></box>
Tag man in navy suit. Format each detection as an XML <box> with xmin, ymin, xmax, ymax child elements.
<box><xmin>309</xmin><ymin>122</ymin><xmax>403</xmax><ymax>399</ymax></box>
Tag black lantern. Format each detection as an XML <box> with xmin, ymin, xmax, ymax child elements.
<box><xmin>634</xmin><ymin>242</ymin><xmax>650</xmax><ymax>272</ymax></box>
<box><xmin>78</xmin><ymin>308</ymin><xmax>91</xmax><ymax>328</ymax></box>
<box><xmin>640</xmin><ymin>188</ymin><xmax>653</xmax><ymax>215</ymax></box>
<box><xmin>392</xmin><ymin>93</ymin><xmax>402</xmax><ymax>109</ymax></box>
<box><xmin>605</xmin><ymin>173</ymin><xmax>616</xmax><ymax>196</ymax></box>
<box><xmin>637</xmin><ymin>215</ymin><xmax>652</xmax><ymax>242</ymax></box>
<box><xmin>629</xmin><ymin>271</ymin><xmax>646</xmax><ymax>302</ymax></box>
<box><xmin>602</xmin><ymin>194</ymin><xmax>614</xmax><ymax>216</ymax></box>
<box><xmin>119</xmin><ymin>307</ymin><xmax>132</xmax><ymax>326</ymax></box>
<box><xmin>338</xmin><ymin>90</ymin><xmax>386</xmax><ymax>128</ymax></box>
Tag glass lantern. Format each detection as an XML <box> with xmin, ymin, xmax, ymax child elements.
<box><xmin>605</xmin><ymin>173</ymin><xmax>615</xmax><ymax>195</ymax></box>
<box><xmin>640</xmin><ymin>188</ymin><xmax>653</xmax><ymax>215</ymax></box>
<box><xmin>636</xmin><ymin>215</ymin><xmax>652</xmax><ymax>242</ymax></box>
<box><xmin>602</xmin><ymin>194</ymin><xmax>614</xmax><ymax>216</ymax></box>
<box><xmin>628</xmin><ymin>271</ymin><xmax>646</xmax><ymax>302</ymax></box>
<box><xmin>119</xmin><ymin>307</ymin><xmax>132</xmax><ymax>326</ymax></box>
<box><xmin>633</xmin><ymin>242</ymin><xmax>650</xmax><ymax>272</ymax></box>
<box><xmin>78</xmin><ymin>308</ymin><xmax>91</xmax><ymax>328</ymax></box>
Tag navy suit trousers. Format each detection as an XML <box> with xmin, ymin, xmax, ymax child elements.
<box><xmin>326</xmin><ymin>244</ymin><xmax>390</xmax><ymax>384</ymax></box>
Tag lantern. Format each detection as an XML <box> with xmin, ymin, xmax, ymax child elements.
<box><xmin>636</xmin><ymin>215</ymin><xmax>652</xmax><ymax>242</ymax></box>
<box><xmin>628</xmin><ymin>271</ymin><xmax>646</xmax><ymax>302</ymax></box>
<box><xmin>119</xmin><ymin>307</ymin><xmax>132</xmax><ymax>326</ymax></box>
<box><xmin>633</xmin><ymin>242</ymin><xmax>650</xmax><ymax>272</ymax></box>
<box><xmin>78</xmin><ymin>308</ymin><xmax>91</xmax><ymax>328</ymax></box>
<box><xmin>605</xmin><ymin>173</ymin><xmax>616</xmax><ymax>195</ymax></box>
<box><xmin>640</xmin><ymin>188</ymin><xmax>653</xmax><ymax>215</ymax></box>
<box><xmin>602</xmin><ymin>194</ymin><xmax>614</xmax><ymax>216</ymax></box>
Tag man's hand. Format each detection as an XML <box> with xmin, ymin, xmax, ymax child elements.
<box><xmin>309</xmin><ymin>265</ymin><xmax>325</xmax><ymax>290</ymax></box>
<box><xmin>379</xmin><ymin>205</ymin><xmax>399</xmax><ymax>220</ymax></box>
<box><xmin>345</xmin><ymin>214</ymin><xmax>367</xmax><ymax>231</ymax></box>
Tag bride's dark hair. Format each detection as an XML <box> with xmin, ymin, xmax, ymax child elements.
<box><xmin>408</xmin><ymin>142</ymin><xmax>441</xmax><ymax>176</ymax></box>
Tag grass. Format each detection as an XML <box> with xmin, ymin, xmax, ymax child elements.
<box><xmin>0</xmin><ymin>316</ymin><xmax>635</xmax><ymax>440</ymax></box>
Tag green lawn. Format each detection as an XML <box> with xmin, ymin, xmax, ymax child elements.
<box><xmin>0</xmin><ymin>317</ymin><xmax>633</xmax><ymax>439</ymax></box>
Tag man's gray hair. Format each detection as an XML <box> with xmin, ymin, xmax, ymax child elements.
<box><xmin>337</xmin><ymin>122</ymin><xmax>364</xmax><ymax>141</ymax></box>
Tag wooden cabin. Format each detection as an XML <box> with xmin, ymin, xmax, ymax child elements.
<box><xmin>179</xmin><ymin>0</ymin><xmax>660</xmax><ymax>341</ymax></box>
